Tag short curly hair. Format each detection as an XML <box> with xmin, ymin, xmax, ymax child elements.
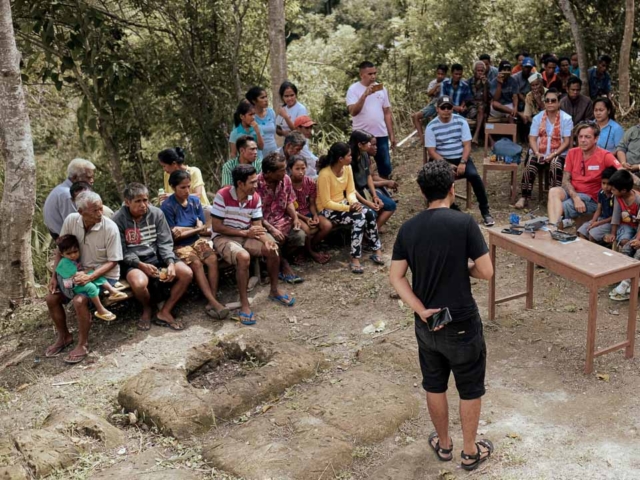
<box><xmin>417</xmin><ymin>160</ymin><xmax>455</xmax><ymax>202</ymax></box>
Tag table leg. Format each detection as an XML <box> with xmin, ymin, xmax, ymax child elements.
<box><xmin>626</xmin><ymin>275</ymin><xmax>639</xmax><ymax>359</ymax></box>
<box><xmin>526</xmin><ymin>260</ymin><xmax>534</xmax><ymax>309</ymax></box>
<box><xmin>585</xmin><ymin>287</ymin><xmax>599</xmax><ymax>374</ymax></box>
<box><xmin>489</xmin><ymin>243</ymin><xmax>496</xmax><ymax>321</ymax></box>
<box><xmin>510</xmin><ymin>170</ymin><xmax>517</xmax><ymax>203</ymax></box>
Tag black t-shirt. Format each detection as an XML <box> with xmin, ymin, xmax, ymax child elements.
<box><xmin>392</xmin><ymin>208</ymin><xmax>489</xmax><ymax>323</ymax></box>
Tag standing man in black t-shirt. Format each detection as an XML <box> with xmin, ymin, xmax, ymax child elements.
<box><xmin>389</xmin><ymin>160</ymin><xmax>494</xmax><ymax>471</ymax></box>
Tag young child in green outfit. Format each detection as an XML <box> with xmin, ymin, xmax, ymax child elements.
<box><xmin>55</xmin><ymin>234</ymin><xmax>126</xmax><ymax>321</ymax></box>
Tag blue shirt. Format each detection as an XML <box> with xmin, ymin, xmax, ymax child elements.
<box><xmin>569</xmin><ymin>66</ymin><xmax>580</xmax><ymax>77</ymax></box>
<box><xmin>229</xmin><ymin>124</ymin><xmax>264</xmax><ymax>160</ymax></box>
<box><xmin>440</xmin><ymin>79</ymin><xmax>472</xmax><ymax>106</ymax></box>
<box><xmin>598</xmin><ymin>190</ymin><xmax>614</xmax><ymax>219</ymax></box>
<box><xmin>160</xmin><ymin>194</ymin><xmax>205</xmax><ymax>247</ymax></box>
<box><xmin>588</xmin><ymin>67</ymin><xmax>611</xmax><ymax>99</ymax></box>
<box><xmin>254</xmin><ymin>107</ymin><xmax>278</xmax><ymax>156</ymax></box>
<box><xmin>598</xmin><ymin>120</ymin><xmax>624</xmax><ymax>153</ymax></box>
<box><xmin>489</xmin><ymin>76</ymin><xmax>519</xmax><ymax>105</ymax></box>
<box><xmin>486</xmin><ymin>66</ymin><xmax>499</xmax><ymax>83</ymax></box>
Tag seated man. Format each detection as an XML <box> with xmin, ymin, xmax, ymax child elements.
<box><xmin>278</xmin><ymin>131</ymin><xmax>306</xmax><ymax>163</ymax></box>
<box><xmin>512</xmin><ymin>57</ymin><xmax>535</xmax><ymax>113</ymax></box>
<box><xmin>479</xmin><ymin>53</ymin><xmax>499</xmax><ymax>83</ymax></box>
<box><xmin>43</xmin><ymin>158</ymin><xmax>96</xmax><ymax>239</ymax></box>
<box><xmin>615</xmin><ymin>124</ymin><xmax>640</xmax><ymax>173</ymax></box>
<box><xmin>211</xmin><ymin>164</ymin><xmax>295</xmax><ymax>325</ymax></box>
<box><xmin>45</xmin><ymin>191</ymin><xmax>123</xmax><ymax>364</ymax></box>
<box><xmin>440</xmin><ymin>64</ymin><xmax>472</xmax><ymax>117</ymax></box>
<box><xmin>515</xmin><ymin>89</ymin><xmax>573</xmax><ymax>209</ymax></box>
<box><xmin>560</xmin><ymin>77</ymin><xmax>594</xmax><ymax>125</ymax></box>
<box><xmin>467</xmin><ymin>61</ymin><xmax>488</xmax><ymax>145</ymax></box>
<box><xmin>547</xmin><ymin>123</ymin><xmax>621</xmax><ymax>229</ymax></box>
<box><xmin>257</xmin><ymin>152</ymin><xmax>306</xmax><ymax>284</ymax></box>
<box><xmin>426</xmin><ymin>96</ymin><xmax>494</xmax><ymax>226</ymax></box>
<box><xmin>70</xmin><ymin>181</ymin><xmax>114</xmax><ymax>218</ymax></box>
<box><xmin>112</xmin><ymin>183</ymin><xmax>193</xmax><ymax>331</ymax></box>
<box><xmin>221</xmin><ymin>135</ymin><xmax>262</xmax><ymax>187</ymax></box>
<box><xmin>520</xmin><ymin>73</ymin><xmax>546</xmax><ymax>124</ymax></box>
<box><xmin>541</xmin><ymin>56</ymin><xmax>563</xmax><ymax>90</ymax></box>
<box><xmin>489</xmin><ymin>60</ymin><xmax>519</xmax><ymax>122</ymax></box>
<box><xmin>412</xmin><ymin>64</ymin><xmax>449</xmax><ymax>141</ymax></box>
<box><xmin>294</xmin><ymin>115</ymin><xmax>319</xmax><ymax>178</ymax></box>
<box><xmin>556</xmin><ymin>56</ymin><xmax>574</xmax><ymax>94</ymax></box>
<box><xmin>588</xmin><ymin>55</ymin><xmax>612</xmax><ymax>100</ymax></box>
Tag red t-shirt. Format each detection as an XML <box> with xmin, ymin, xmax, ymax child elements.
<box><xmin>564</xmin><ymin>147</ymin><xmax>621</xmax><ymax>201</ymax></box>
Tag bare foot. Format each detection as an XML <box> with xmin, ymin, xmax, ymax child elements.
<box><xmin>311</xmin><ymin>250</ymin><xmax>331</xmax><ymax>264</ymax></box>
<box><xmin>156</xmin><ymin>311</ymin><xmax>184</xmax><ymax>330</ymax></box>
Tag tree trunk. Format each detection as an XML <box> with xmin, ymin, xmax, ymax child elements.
<box><xmin>0</xmin><ymin>0</ymin><xmax>36</xmax><ymax>308</ymax></box>
<box><xmin>558</xmin><ymin>0</ymin><xmax>589</xmax><ymax>96</ymax></box>
<box><xmin>97</xmin><ymin>117</ymin><xmax>126</xmax><ymax>198</ymax></box>
<box><xmin>618</xmin><ymin>0</ymin><xmax>635</xmax><ymax>111</ymax></box>
<box><xmin>267</xmin><ymin>0</ymin><xmax>287</xmax><ymax>107</ymax></box>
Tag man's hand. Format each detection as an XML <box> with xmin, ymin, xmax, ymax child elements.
<box><xmin>362</xmin><ymin>85</ymin><xmax>374</xmax><ymax>99</ymax></box>
<box><xmin>510</xmin><ymin>108</ymin><xmax>518</xmax><ymax>117</ymax></box>
<box><xmin>73</xmin><ymin>272</ymin><xmax>92</xmax><ymax>286</ymax></box>
<box><xmin>573</xmin><ymin>196</ymin><xmax>586</xmax><ymax>213</ymax></box>
<box><xmin>497</xmin><ymin>73</ymin><xmax>505</xmax><ymax>84</ymax></box>
<box><xmin>164</xmin><ymin>263</ymin><xmax>176</xmax><ymax>282</ymax></box>
<box><xmin>265</xmin><ymin>241</ymin><xmax>279</xmax><ymax>254</ymax></box>
<box><xmin>604</xmin><ymin>233</ymin><xmax>615</xmax><ymax>244</ymax></box>
<box><xmin>629</xmin><ymin>238</ymin><xmax>640</xmax><ymax>249</ymax></box>
<box><xmin>387</xmin><ymin>180</ymin><xmax>399</xmax><ymax>191</ymax></box>
<box><xmin>245</xmin><ymin>225</ymin><xmax>267</xmax><ymax>239</ymax></box>
<box><xmin>417</xmin><ymin>308</ymin><xmax>444</xmax><ymax>330</ymax></box>
<box><xmin>48</xmin><ymin>274</ymin><xmax>58</xmax><ymax>294</ymax></box>
<box><xmin>270</xmin><ymin>227</ymin><xmax>286</xmax><ymax>244</ymax></box>
<box><xmin>456</xmin><ymin>162</ymin><xmax>467</xmax><ymax>177</ymax></box>
<box><xmin>349</xmin><ymin>203</ymin><xmax>363</xmax><ymax>213</ymax></box>
<box><xmin>139</xmin><ymin>262</ymin><xmax>159</xmax><ymax>278</ymax></box>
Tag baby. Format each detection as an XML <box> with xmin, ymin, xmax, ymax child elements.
<box><xmin>55</xmin><ymin>234</ymin><xmax>126</xmax><ymax>321</ymax></box>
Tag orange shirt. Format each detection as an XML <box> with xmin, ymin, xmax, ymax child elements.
<box><xmin>564</xmin><ymin>147</ymin><xmax>621</xmax><ymax>201</ymax></box>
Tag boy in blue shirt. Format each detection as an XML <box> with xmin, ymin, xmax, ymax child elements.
<box><xmin>577</xmin><ymin>167</ymin><xmax>616</xmax><ymax>243</ymax></box>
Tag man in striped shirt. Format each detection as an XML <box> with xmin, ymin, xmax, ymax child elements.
<box><xmin>211</xmin><ymin>164</ymin><xmax>295</xmax><ymax>325</ymax></box>
<box><xmin>425</xmin><ymin>96</ymin><xmax>494</xmax><ymax>226</ymax></box>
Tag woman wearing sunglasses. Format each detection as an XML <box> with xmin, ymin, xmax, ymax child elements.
<box><xmin>515</xmin><ymin>89</ymin><xmax>573</xmax><ymax>209</ymax></box>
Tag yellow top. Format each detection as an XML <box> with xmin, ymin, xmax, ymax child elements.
<box><xmin>316</xmin><ymin>165</ymin><xmax>358</xmax><ymax>212</ymax></box>
<box><xmin>163</xmin><ymin>165</ymin><xmax>210</xmax><ymax>206</ymax></box>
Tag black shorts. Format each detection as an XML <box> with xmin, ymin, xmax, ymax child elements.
<box><xmin>414</xmin><ymin>313</ymin><xmax>486</xmax><ymax>400</ymax></box>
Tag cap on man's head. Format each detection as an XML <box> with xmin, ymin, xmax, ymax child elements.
<box><xmin>437</xmin><ymin>96</ymin><xmax>453</xmax><ymax>108</ymax></box>
<box><xmin>522</xmin><ymin>57</ymin><xmax>535</xmax><ymax>68</ymax></box>
<box><xmin>294</xmin><ymin>115</ymin><xmax>316</xmax><ymax>129</ymax></box>
<box><xmin>498</xmin><ymin>60</ymin><xmax>512</xmax><ymax>71</ymax></box>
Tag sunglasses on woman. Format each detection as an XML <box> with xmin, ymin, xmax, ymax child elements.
<box><xmin>543</xmin><ymin>98</ymin><xmax>558</xmax><ymax>104</ymax></box>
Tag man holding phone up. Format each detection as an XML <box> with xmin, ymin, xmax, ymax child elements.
<box><xmin>389</xmin><ymin>160</ymin><xmax>494</xmax><ymax>471</ymax></box>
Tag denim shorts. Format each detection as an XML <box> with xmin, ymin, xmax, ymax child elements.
<box><xmin>376</xmin><ymin>189</ymin><xmax>397</xmax><ymax>212</ymax></box>
<box><xmin>414</xmin><ymin>313</ymin><xmax>487</xmax><ymax>400</ymax></box>
<box><xmin>562</xmin><ymin>191</ymin><xmax>598</xmax><ymax>219</ymax></box>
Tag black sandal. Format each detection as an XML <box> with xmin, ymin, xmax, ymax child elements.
<box><xmin>428</xmin><ymin>431</ymin><xmax>453</xmax><ymax>462</ymax></box>
<box><xmin>460</xmin><ymin>439</ymin><xmax>493</xmax><ymax>471</ymax></box>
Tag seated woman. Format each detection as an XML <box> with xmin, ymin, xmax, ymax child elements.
<box><xmin>160</xmin><ymin>170</ymin><xmax>229</xmax><ymax>320</ymax></box>
<box><xmin>349</xmin><ymin>130</ymin><xmax>397</xmax><ymax>232</ymax></box>
<box><xmin>287</xmin><ymin>155</ymin><xmax>332</xmax><ymax>264</ymax></box>
<box><xmin>229</xmin><ymin>100</ymin><xmax>264</xmax><ymax>159</ymax></box>
<box><xmin>158</xmin><ymin>147</ymin><xmax>210</xmax><ymax>207</ymax></box>
<box><xmin>515</xmin><ymin>89</ymin><xmax>573</xmax><ymax>209</ymax></box>
<box><xmin>594</xmin><ymin>97</ymin><xmax>624</xmax><ymax>153</ymax></box>
<box><xmin>316</xmin><ymin>142</ymin><xmax>384</xmax><ymax>274</ymax></box>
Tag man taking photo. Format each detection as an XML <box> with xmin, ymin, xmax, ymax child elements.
<box><xmin>390</xmin><ymin>160</ymin><xmax>494</xmax><ymax>471</ymax></box>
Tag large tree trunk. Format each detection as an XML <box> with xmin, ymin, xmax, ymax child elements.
<box><xmin>267</xmin><ymin>0</ymin><xmax>287</xmax><ymax>107</ymax></box>
<box><xmin>558</xmin><ymin>0</ymin><xmax>589</xmax><ymax>96</ymax></box>
<box><xmin>97</xmin><ymin>117</ymin><xmax>126</xmax><ymax>198</ymax></box>
<box><xmin>618</xmin><ymin>0</ymin><xmax>635</xmax><ymax>111</ymax></box>
<box><xmin>0</xmin><ymin>0</ymin><xmax>36</xmax><ymax>308</ymax></box>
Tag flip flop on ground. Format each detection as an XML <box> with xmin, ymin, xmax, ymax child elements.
<box><xmin>278</xmin><ymin>272</ymin><xmax>304</xmax><ymax>284</ymax></box>
<box><xmin>460</xmin><ymin>439</ymin><xmax>494</xmax><ymax>471</ymax></box>
<box><xmin>153</xmin><ymin>317</ymin><xmax>184</xmax><ymax>331</ymax></box>
<box><xmin>45</xmin><ymin>340</ymin><xmax>73</xmax><ymax>358</ymax></box>
<box><xmin>63</xmin><ymin>346</ymin><xmax>89</xmax><ymax>365</ymax></box>
<box><xmin>429</xmin><ymin>431</ymin><xmax>453</xmax><ymax>462</ymax></box>
<box><xmin>205</xmin><ymin>305</ymin><xmax>230</xmax><ymax>320</ymax></box>
<box><xmin>235</xmin><ymin>311</ymin><xmax>256</xmax><ymax>326</ymax></box>
<box><xmin>268</xmin><ymin>293</ymin><xmax>295</xmax><ymax>306</ymax></box>
<box><xmin>370</xmin><ymin>254</ymin><xmax>385</xmax><ymax>265</ymax></box>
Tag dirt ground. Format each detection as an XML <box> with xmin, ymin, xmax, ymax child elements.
<box><xmin>1</xmin><ymin>144</ymin><xmax>640</xmax><ymax>479</ymax></box>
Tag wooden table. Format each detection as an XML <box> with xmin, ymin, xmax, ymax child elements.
<box><xmin>488</xmin><ymin>227</ymin><xmax>640</xmax><ymax>374</ymax></box>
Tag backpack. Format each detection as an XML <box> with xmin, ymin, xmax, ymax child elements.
<box><xmin>492</xmin><ymin>138</ymin><xmax>523</xmax><ymax>165</ymax></box>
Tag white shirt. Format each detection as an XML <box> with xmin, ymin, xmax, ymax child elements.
<box><xmin>300</xmin><ymin>144</ymin><xmax>318</xmax><ymax>178</ymax></box>
<box><xmin>275</xmin><ymin>102</ymin><xmax>308</xmax><ymax>135</ymax></box>
<box><xmin>530</xmin><ymin>110</ymin><xmax>574</xmax><ymax>157</ymax></box>
<box><xmin>346</xmin><ymin>82</ymin><xmax>391</xmax><ymax>137</ymax></box>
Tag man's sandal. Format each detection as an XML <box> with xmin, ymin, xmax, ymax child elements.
<box><xmin>460</xmin><ymin>439</ymin><xmax>494</xmax><ymax>471</ymax></box>
<box><xmin>428</xmin><ymin>431</ymin><xmax>453</xmax><ymax>462</ymax></box>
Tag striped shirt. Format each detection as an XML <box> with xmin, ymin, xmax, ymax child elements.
<box><xmin>221</xmin><ymin>157</ymin><xmax>263</xmax><ymax>187</ymax></box>
<box><xmin>425</xmin><ymin>114</ymin><xmax>472</xmax><ymax>159</ymax></box>
<box><xmin>210</xmin><ymin>186</ymin><xmax>262</xmax><ymax>239</ymax></box>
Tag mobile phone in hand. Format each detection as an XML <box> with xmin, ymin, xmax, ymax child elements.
<box><xmin>371</xmin><ymin>83</ymin><xmax>384</xmax><ymax>93</ymax></box>
<box><xmin>427</xmin><ymin>307</ymin><xmax>453</xmax><ymax>331</ymax></box>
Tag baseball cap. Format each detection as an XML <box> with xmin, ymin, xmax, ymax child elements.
<box><xmin>498</xmin><ymin>60</ymin><xmax>512</xmax><ymax>71</ymax></box>
<box><xmin>522</xmin><ymin>57</ymin><xmax>535</xmax><ymax>68</ymax></box>
<box><xmin>294</xmin><ymin>115</ymin><xmax>316</xmax><ymax>128</ymax></box>
<box><xmin>437</xmin><ymin>96</ymin><xmax>453</xmax><ymax>108</ymax></box>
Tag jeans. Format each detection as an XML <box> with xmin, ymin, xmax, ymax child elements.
<box><xmin>446</xmin><ymin>157</ymin><xmax>490</xmax><ymax>216</ymax></box>
<box><xmin>376</xmin><ymin>189</ymin><xmax>397</xmax><ymax>212</ymax></box>
<box><xmin>375</xmin><ymin>136</ymin><xmax>392</xmax><ymax>178</ymax></box>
